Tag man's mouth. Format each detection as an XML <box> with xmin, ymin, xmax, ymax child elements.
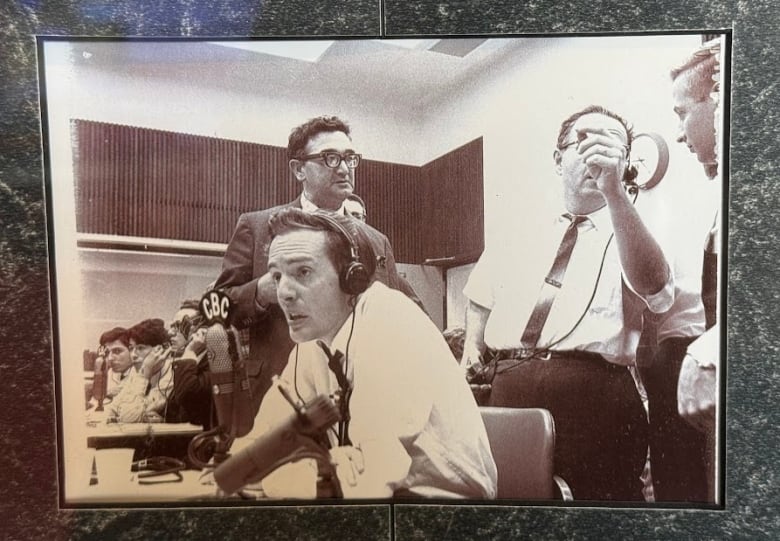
<box><xmin>287</xmin><ymin>313</ymin><xmax>308</xmax><ymax>327</ymax></box>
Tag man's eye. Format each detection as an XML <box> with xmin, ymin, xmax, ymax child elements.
<box><xmin>298</xmin><ymin>267</ymin><xmax>312</xmax><ymax>278</ymax></box>
<box><xmin>271</xmin><ymin>272</ymin><xmax>281</xmax><ymax>283</ymax></box>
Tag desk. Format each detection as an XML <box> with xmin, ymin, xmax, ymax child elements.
<box><xmin>86</xmin><ymin>422</ymin><xmax>204</xmax><ymax>449</ymax></box>
<box><xmin>72</xmin><ymin>468</ymin><xmax>222</xmax><ymax>504</ymax></box>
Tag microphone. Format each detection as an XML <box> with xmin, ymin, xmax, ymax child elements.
<box><xmin>92</xmin><ymin>354</ymin><xmax>108</xmax><ymax>411</ymax></box>
<box><xmin>213</xmin><ymin>392</ymin><xmax>340</xmax><ymax>496</ymax></box>
<box><xmin>205</xmin><ymin>323</ymin><xmax>253</xmax><ymax>439</ymax></box>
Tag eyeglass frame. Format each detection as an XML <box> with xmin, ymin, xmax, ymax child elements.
<box><xmin>297</xmin><ymin>151</ymin><xmax>362</xmax><ymax>169</ymax></box>
<box><xmin>558</xmin><ymin>128</ymin><xmax>631</xmax><ymax>153</ymax></box>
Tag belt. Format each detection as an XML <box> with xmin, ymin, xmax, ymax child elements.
<box><xmin>490</xmin><ymin>348</ymin><xmax>606</xmax><ymax>364</ymax></box>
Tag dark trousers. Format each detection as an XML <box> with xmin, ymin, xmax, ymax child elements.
<box><xmin>638</xmin><ymin>336</ymin><xmax>711</xmax><ymax>502</ymax></box>
<box><xmin>488</xmin><ymin>353</ymin><xmax>649</xmax><ymax>501</ymax></box>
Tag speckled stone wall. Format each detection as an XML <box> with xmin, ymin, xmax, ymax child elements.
<box><xmin>1</xmin><ymin>1</ymin><xmax>777</xmax><ymax>539</ymax></box>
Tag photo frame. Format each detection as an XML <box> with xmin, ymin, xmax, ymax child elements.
<box><xmin>3</xmin><ymin>1</ymin><xmax>777</xmax><ymax>539</ymax></box>
<box><xmin>41</xmin><ymin>33</ymin><xmax>726</xmax><ymax>508</ymax></box>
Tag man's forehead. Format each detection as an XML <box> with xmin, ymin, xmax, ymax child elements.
<box><xmin>105</xmin><ymin>340</ymin><xmax>127</xmax><ymax>350</ymax></box>
<box><xmin>305</xmin><ymin>130</ymin><xmax>354</xmax><ymax>153</ymax></box>
<box><xmin>269</xmin><ymin>229</ymin><xmax>329</xmax><ymax>264</ymax></box>
<box><xmin>573</xmin><ymin>113</ymin><xmax>628</xmax><ymax>142</ymax></box>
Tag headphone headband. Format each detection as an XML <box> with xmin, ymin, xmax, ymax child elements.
<box><xmin>315</xmin><ymin>212</ymin><xmax>370</xmax><ymax>295</ymax></box>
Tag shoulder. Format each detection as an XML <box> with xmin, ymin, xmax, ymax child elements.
<box><xmin>236</xmin><ymin>200</ymin><xmax>301</xmax><ymax>228</ymax></box>
<box><xmin>355</xmin><ymin>220</ymin><xmax>389</xmax><ymax>244</ymax></box>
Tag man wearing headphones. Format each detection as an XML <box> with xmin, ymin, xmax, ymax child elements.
<box><xmin>231</xmin><ymin>208</ymin><xmax>496</xmax><ymax>499</ymax></box>
<box><xmin>213</xmin><ymin>116</ymin><xmax>421</xmax><ymax>421</ymax></box>
<box><xmin>461</xmin><ymin>105</ymin><xmax>674</xmax><ymax>501</ymax></box>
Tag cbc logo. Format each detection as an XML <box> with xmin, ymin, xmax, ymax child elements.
<box><xmin>200</xmin><ymin>290</ymin><xmax>231</xmax><ymax>324</ymax></box>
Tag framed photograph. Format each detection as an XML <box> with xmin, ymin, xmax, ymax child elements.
<box><xmin>40</xmin><ymin>34</ymin><xmax>727</xmax><ymax>509</ymax></box>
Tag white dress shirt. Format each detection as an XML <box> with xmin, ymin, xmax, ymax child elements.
<box><xmin>236</xmin><ymin>282</ymin><xmax>497</xmax><ymax>499</ymax></box>
<box><xmin>464</xmin><ymin>207</ymin><xmax>674</xmax><ymax>365</ymax></box>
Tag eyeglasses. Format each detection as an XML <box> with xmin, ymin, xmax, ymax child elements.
<box><xmin>299</xmin><ymin>151</ymin><xmax>361</xmax><ymax>169</ymax></box>
<box><xmin>559</xmin><ymin>129</ymin><xmax>630</xmax><ymax>152</ymax></box>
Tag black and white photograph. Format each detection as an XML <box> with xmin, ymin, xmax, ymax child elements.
<box><xmin>40</xmin><ymin>34</ymin><xmax>727</xmax><ymax>507</ymax></box>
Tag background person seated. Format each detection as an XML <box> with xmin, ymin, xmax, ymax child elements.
<box><xmin>86</xmin><ymin>326</ymin><xmax>135</xmax><ymax>409</ymax></box>
<box><xmin>165</xmin><ymin>299</ymin><xmax>215</xmax><ymax>429</ymax></box>
<box><xmin>107</xmin><ymin>318</ymin><xmax>173</xmax><ymax>423</ymax></box>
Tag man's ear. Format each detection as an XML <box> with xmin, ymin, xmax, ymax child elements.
<box><xmin>553</xmin><ymin>149</ymin><xmax>563</xmax><ymax>175</ymax></box>
<box><xmin>289</xmin><ymin>159</ymin><xmax>306</xmax><ymax>183</ymax></box>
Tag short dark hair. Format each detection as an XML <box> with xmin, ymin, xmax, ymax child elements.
<box><xmin>288</xmin><ymin>115</ymin><xmax>351</xmax><ymax>161</ymax></box>
<box><xmin>128</xmin><ymin>318</ymin><xmax>169</xmax><ymax>347</ymax></box>
<box><xmin>99</xmin><ymin>327</ymin><xmax>129</xmax><ymax>348</ymax></box>
<box><xmin>268</xmin><ymin>207</ymin><xmax>376</xmax><ymax>280</ymax></box>
<box><xmin>556</xmin><ymin>105</ymin><xmax>634</xmax><ymax>151</ymax></box>
<box><xmin>670</xmin><ymin>42</ymin><xmax>719</xmax><ymax>102</ymax></box>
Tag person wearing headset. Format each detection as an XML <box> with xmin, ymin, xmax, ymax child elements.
<box><xmin>213</xmin><ymin>115</ymin><xmax>422</xmax><ymax>424</ymax></box>
<box><xmin>230</xmin><ymin>208</ymin><xmax>496</xmax><ymax>499</ymax></box>
<box><xmin>460</xmin><ymin>105</ymin><xmax>674</xmax><ymax>501</ymax></box>
<box><xmin>106</xmin><ymin>318</ymin><xmax>175</xmax><ymax>423</ymax></box>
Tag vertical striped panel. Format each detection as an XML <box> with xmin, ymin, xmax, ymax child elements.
<box><xmin>71</xmin><ymin>120</ymin><xmax>483</xmax><ymax>263</ymax></box>
<box><xmin>72</xmin><ymin>120</ymin><xmax>293</xmax><ymax>244</ymax></box>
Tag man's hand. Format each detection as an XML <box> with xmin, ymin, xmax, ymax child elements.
<box><xmin>460</xmin><ymin>345</ymin><xmax>484</xmax><ymax>378</ymax></box>
<box><xmin>677</xmin><ymin>354</ymin><xmax>716</xmax><ymax>433</ymax></box>
<box><xmin>141</xmin><ymin>345</ymin><xmax>169</xmax><ymax>379</ymax></box>
<box><xmin>186</xmin><ymin>327</ymin><xmax>207</xmax><ymax>356</ymax></box>
<box><xmin>255</xmin><ymin>272</ymin><xmax>278</xmax><ymax>307</ymax></box>
<box><xmin>330</xmin><ymin>445</ymin><xmax>366</xmax><ymax>489</ymax></box>
<box><xmin>577</xmin><ymin>127</ymin><xmax>629</xmax><ymax>199</ymax></box>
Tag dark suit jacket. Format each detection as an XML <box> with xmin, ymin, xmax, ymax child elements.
<box><xmin>214</xmin><ymin>196</ymin><xmax>420</xmax><ymax>416</ymax></box>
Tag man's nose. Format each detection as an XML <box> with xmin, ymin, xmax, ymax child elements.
<box><xmin>676</xmin><ymin>125</ymin><xmax>686</xmax><ymax>143</ymax></box>
<box><xmin>277</xmin><ymin>275</ymin><xmax>296</xmax><ymax>301</ymax></box>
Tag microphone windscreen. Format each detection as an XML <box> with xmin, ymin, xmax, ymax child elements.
<box><xmin>206</xmin><ymin>324</ymin><xmax>235</xmax><ymax>433</ymax></box>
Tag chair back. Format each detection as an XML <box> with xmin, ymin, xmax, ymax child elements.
<box><xmin>480</xmin><ymin>407</ymin><xmax>555</xmax><ymax>499</ymax></box>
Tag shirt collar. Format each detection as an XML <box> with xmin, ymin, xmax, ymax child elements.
<box><xmin>326</xmin><ymin>283</ymin><xmax>374</xmax><ymax>356</ymax></box>
<box><xmin>300</xmin><ymin>190</ymin><xmax>347</xmax><ymax>216</ymax></box>
<box><xmin>561</xmin><ymin>205</ymin><xmax>610</xmax><ymax>232</ymax></box>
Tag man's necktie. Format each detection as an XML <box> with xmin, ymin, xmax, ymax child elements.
<box><xmin>317</xmin><ymin>342</ymin><xmax>352</xmax><ymax>446</ymax></box>
<box><xmin>519</xmin><ymin>214</ymin><xmax>586</xmax><ymax>350</ymax></box>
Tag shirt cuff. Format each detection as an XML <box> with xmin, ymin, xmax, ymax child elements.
<box><xmin>637</xmin><ymin>269</ymin><xmax>675</xmax><ymax>313</ymax></box>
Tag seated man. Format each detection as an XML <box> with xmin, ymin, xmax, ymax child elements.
<box><xmin>165</xmin><ymin>300</ymin><xmax>214</xmax><ymax>429</ymax></box>
<box><xmin>107</xmin><ymin>318</ymin><xmax>173</xmax><ymax>423</ymax></box>
<box><xmin>230</xmin><ymin>208</ymin><xmax>496</xmax><ymax>499</ymax></box>
<box><xmin>88</xmin><ymin>327</ymin><xmax>135</xmax><ymax>408</ymax></box>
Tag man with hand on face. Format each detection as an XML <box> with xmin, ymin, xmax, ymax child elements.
<box><xmin>230</xmin><ymin>208</ymin><xmax>496</xmax><ymax>499</ymax></box>
<box><xmin>107</xmin><ymin>318</ymin><xmax>173</xmax><ymax>423</ymax></box>
<box><xmin>461</xmin><ymin>105</ymin><xmax>675</xmax><ymax>501</ymax></box>
<box><xmin>214</xmin><ymin>115</ymin><xmax>420</xmax><ymax>420</ymax></box>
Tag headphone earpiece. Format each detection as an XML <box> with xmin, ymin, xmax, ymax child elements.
<box><xmin>341</xmin><ymin>260</ymin><xmax>370</xmax><ymax>296</ymax></box>
<box><xmin>624</xmin><ymin>164</ymin><xmax>638</xmax><ymax>182</ymax></box>
<box><xmin>318</xmin><ymin>214</ymin><xmax>370</xmax><ymax>295</ymax></box>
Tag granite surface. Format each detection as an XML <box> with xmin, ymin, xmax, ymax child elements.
<box><xmin>1</xmin><ymin>0</ymin><xmax>778</xmax><ymax>539</ymax></box>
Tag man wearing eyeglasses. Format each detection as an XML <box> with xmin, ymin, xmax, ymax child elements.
<box><xmin>461</xmin><ymin>105</ymin><xmax>674</xmax><ymax>501</ymax></box>
<box><xmin>213</xmin><ymin>115</ymin><xmax>420</xmax><ymax>421</ymax></box>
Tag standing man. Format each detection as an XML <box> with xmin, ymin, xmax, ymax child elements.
<box><xmin>214</xmin><ymin>115</ymin><xmax>419</xmax><ymax>419</ymax></box>
<box><xmin>461</xmin><ymin>105</ymin><xmax>675</xmax><ymax>501</ymax></box>
<box><xmin>639</xmin><ymin>39</ymin><xmax>722</xmax><ymax>502</ymax></box>
<box><xmin>344</xmin><ymin>193</ymin><xmax>367</xmax><ymax>222</ymax></box>
<box><xmin>230</xmin><ymin>208</ymin><xmax>496</xmax><ymax>499</ymax></box>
